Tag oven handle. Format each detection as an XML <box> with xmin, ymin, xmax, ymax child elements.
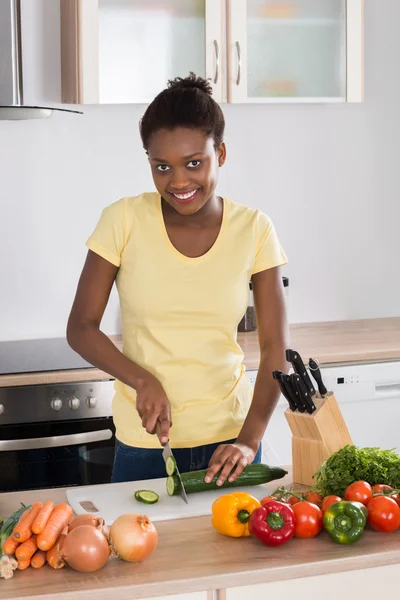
<box><xmin>0</xmin><ymin>430</ymin><xmax>113</xmax><ymax>452</ymax></box>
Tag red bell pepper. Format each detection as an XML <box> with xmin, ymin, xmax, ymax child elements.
<box><xmin>248</xmin><ymin>500</ymin><xmax>295</xmax><ymax>547</ymax></box>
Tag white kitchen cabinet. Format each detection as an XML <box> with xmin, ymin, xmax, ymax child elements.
<box><xmin>60</xmin><ymin>0</ymin><xmax>224</xmax><ymax>104</ymax></box>
<box><xmin>227</xmin><ymin>0</ymin><xmax>363</xmax><ymax>103</ymax></box>
<box><xmin>60</xmin><ymin>0</ymin><xmax>363</xmax><ymax>105</ymax></box>
<box><xmin>221</xmin><ymin>563</ymin><xmax>400</xmax><ymax>599</ymax></box>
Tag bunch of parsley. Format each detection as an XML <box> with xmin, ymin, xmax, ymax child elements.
<box><xmin>312</xmin><ymin>445</ymin><xmax>400</xmax><ymax>497</ymax></box>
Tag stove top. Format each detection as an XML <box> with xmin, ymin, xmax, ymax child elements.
<box><xmin>0</xmin><ymin>337</ymin><xmax>93</xmax><ymax>375</ymax></box>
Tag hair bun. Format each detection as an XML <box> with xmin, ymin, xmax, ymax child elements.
<box><xmin>167</xmin><ymin>72</ymin><xmax>213</xmax><ymax>96</ymax></box>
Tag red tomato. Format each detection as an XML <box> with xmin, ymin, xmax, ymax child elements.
<box><xmin>321</xmin><ymin>495</ymin><xmax>342</xmax><ymax>513</ymax></box>
<box><xmin>345</xmin><ymin>481</ymin><xmax>373</xmax><ymax>506</ymax></box>
<box><xmin>260</xmin><ymin>496</ymin><xmax>279</xmax><ymax>506</ymax></box>
<box><xmin>367</xmin><ymin>496</ymin><xmax>400</xmax><ymax>532</ymax></box>
<box><xmin>287</xmin><ymin>494</ymin><xmax>301</xmax><ymax>506</ymax></box>
<box><xmin>372</xmin><ymin>484</ymin><xmax>393</xmax><ymax>495</ymax></box>
<box><xmin>292</xmin><ymin>502</ymin><xmax>323</xmax><ymax>538</ymax></box>
<box><xmin>391</xmin><ymin>494</ymin><xmax>400</xmax><ymax>508</ymax></box>
<box><xmin>305</xmin><ymin>492</ymin><xmax>323</xmax><ymax>508</ymax></box>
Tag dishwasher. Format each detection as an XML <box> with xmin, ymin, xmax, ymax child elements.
<box><xmin>247</xmin><ymin>360</ymin><xmax>400</xmax><ymax>467</ymax></box>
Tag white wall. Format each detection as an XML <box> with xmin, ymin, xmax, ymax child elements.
<box><xmin>0</xmin><ymin>0</ymin><xmax>399</xmax><ymax>342</ymax></box>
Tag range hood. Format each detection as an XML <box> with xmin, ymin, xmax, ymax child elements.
<box><xmin>0</xmin><ymin>0</ymin><xmax>81</xmax><ymax>120</ymax></box>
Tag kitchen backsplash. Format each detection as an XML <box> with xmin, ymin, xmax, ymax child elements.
<box><xmin>0</xmin><ymin>1</ymin><xmax>399</xmax><ymax>341</ymax></box>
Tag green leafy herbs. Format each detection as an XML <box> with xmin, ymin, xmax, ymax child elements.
<box><xmin>312</xmin><ymin>445</ymin><xmax>400</xmax><ymax>497</ymax></box>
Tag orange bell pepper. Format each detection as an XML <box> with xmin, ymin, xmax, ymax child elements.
<box><xmin>211</xmin><ymin>492</ymin><xmax>261</xmax><ymax>537</ymax></box>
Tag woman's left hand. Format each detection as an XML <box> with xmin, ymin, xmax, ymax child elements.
<box><xmin>205</xmin><ymin>443</ymin><xmax>256</xmax><ymax>486</ymax></box>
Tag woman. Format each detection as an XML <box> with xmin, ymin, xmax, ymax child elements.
<box><xmin>67</xmin><ymin>73</ymin><xmax>289</xmax><ymax>487</ymax></box>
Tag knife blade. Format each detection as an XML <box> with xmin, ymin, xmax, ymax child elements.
<box><xmin>309</xmin><ymin>358</ymin><xmax>328</xmax><ymax>396</ymax></box>
<box><xmin>292</xmin><ymin>373</ymin><xmax>316</xmax><ymax>414</ymax></box>
<box><xmin>285</xmin><ymin>373</ymin><xmax>307</xmax><ymax>413</ymax></box>
<box><xmin>286</xmin><ymin>349</ymin><xmax>315</xmax><ymax>396</ymax></box>
<box><xmin>272</xmin><ymin>370</ymin><xmax>297</xmax><ymax>411</ymax></box>
<box><xmin>156</xmin><ymin>423</ymin><xmax>188</xmax><ymax>505</ymax></box>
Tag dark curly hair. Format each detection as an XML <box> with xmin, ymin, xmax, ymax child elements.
<box><xmin>140</xmin><ymin>73</ymin><xmax>225</xmax><ymax>151</ymax></box>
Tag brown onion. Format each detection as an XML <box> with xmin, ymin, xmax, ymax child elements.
<box><xmin>60</xmin><ymin>525</ymin><xmax>110</xmax><ymax>573</ymax></box>
<box><xmin>68</xmin><ymin>514</ymin><xmax>109</xmax><ymax>538</ymax></box>
<box><xmin>109</xmin><ymin>514</ymin><xmax>158</xmax><ymax>563</ymax></box>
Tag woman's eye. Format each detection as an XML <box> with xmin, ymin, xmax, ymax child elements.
<box><xmin>187</xmin><ymin>160</ymin><xmax>201</xmax><ymax>168</ymax></box>
<box><xmin>156</xmin><ymin>165</ymin><xmax>170</xmax><ymax>172</ymax></box>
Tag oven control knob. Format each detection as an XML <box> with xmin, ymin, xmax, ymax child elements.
<box><xmin>0</xmin><ymin>404</ymin><xmax>4</xmax><ymax>416</ymax></box>
<box><xmin>86</xmin><ymin>396</ymin><xmax>97</xmax><ymax>408</ymax></box>
<box><xmin>69</xmin><ymin>397</ymin><xmax>80</xmax><ymax>410</ymax></box>
<box><xmin>51</xmin><ymin>398</ymin><xmax>63</xmax><ymax>411</ymax></box>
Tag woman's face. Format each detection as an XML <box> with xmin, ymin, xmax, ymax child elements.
<box><xmin>147</xmin><ymin>127</ymin><xmax>226</xmax><ymax>215</ymax></box>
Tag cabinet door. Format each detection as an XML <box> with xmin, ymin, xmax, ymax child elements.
<box><xmin>223</xmin><ymin>563</ymin><xmax>400</xmax><ymax>600</ymax></box>
<box><xmin>61</xmin><ymin>0</ymin><xmax>224</xmax><ymax>104</ymax></box>
<box><xmin>227</xmin><ymin>0</ymin><xmax>363</xmax><ymax>103</ymax></box>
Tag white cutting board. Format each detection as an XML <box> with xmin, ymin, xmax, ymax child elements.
<box><xmin>66</xmin><ymin>478</ymin><xmax>275</xmax><ymax>525</ymax></box>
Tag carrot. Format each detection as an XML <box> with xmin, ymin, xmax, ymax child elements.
<box><xmin>46</xmin><ymin>533</ymin><xmax>66</xmax><ymax>569</ymax></box>
<box><xmin>3</xmin><ymin>534</ymin><xmax>20</xmax><ymax>556</ymax></box>
<box><xmin>37</xmin><ymin>504</ymin><xmax>73</xmax><ymax>551</ymax></box>
<box><xmin>31</xmin><ymin>549</ymin><xmax>47</xmax><ymax>569</ymax></box>
<box><xmin>17</xmin><ymin>559</ymin><xmax>30</xmax><ymax>570</ymax></box>
<box><xmin>15</xmin><ymin>535</ymin><xmax>37</xmax><ymax>562</ymax></box>
<box><xmin>13</xmin><ymin>502</ymin><xmax>43</xmax><ymax>542</ymax></box>
<box><xmin>32</xmin><ymin>501</ymin><xmax>54</xmax><ymax>534</ymax></box>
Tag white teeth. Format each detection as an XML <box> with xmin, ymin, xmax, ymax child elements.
<box><xmin>173</xmin><ymin>190</ymin><xmax>198</xmax><ymax>200</ymax></box>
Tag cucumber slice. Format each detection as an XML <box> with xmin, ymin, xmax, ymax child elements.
<box><xmin>165</xmin><ymin>455</ymin><xmax>177</xmax><ymax>476</ymax></box>
<box><xmin>166</xmin><ymin>476</ymin><xmax>178</xmax><ymax>497</ymax></box>
<box><xmin>134</xmin><ymin>490</ymin><xmax>159</xmax><ymax>505</ymax></box>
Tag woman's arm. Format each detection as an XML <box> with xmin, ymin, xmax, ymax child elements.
<box><xmin>205</xmin><ymin>266</ymin><xmax>289</xmax><ymax>485</ymax></box>
<box><xmin>67</xmin><ymin>250</ymin><xmax>171</xmax><ymax>443</ymax></box>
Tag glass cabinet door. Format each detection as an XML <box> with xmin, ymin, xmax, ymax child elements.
<box><xmin>228</xmin><ymin>0</ymin><xmax>357</xmax><ymax>103</ymax></box>
<box><xmin>97</xmin><ymin>0</ymin><xmax>222</xmax><ymax>103</ymax></box>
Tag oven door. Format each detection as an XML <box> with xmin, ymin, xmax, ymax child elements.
<box><xmin>0</xmin><ymin>417</ymin><xmax>116</xmax><ymax>492</ymax></box>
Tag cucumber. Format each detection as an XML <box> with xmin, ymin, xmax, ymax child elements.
<box><xmin>165</xmin><ymin>455</ymin><xmax>177</xmax><ymax>476</ymax></box>
<box><xmin>134</xmin><ymin>490</ymin><xmax>159</xmax><ymax>505</ymax></box>
<box><xmin>166</xmin><ymin>464</ymin><xmax>287</xmax><ymax>496</ymax></box>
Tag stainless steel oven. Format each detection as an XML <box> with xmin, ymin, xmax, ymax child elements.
<box><xmin>0</xmin><ymin>339</ymin><xmax>116</xmax><ymax>493</ymax></box>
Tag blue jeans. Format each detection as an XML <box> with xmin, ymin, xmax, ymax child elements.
<box><xmin>111</xmin><ymin>438</ymin><xmax>262</xmax><ymax>483</ymax></box>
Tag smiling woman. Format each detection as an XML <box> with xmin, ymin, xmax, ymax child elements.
<box><xmin>66</xmin><ymin>72</ymin><xmax>289</xmax><ymax>487</ymax></box>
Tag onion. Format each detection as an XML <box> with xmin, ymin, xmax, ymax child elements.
<box><xmin>68</xmin><ymin>514</ymin><xmax>109</xmax><ymax>538</ymax></box>
<box><xmin>60</xmin><ymin>525</ymin><xmax>111</xmax><ymax>573</ymax></box>
<box><xmin>109</xmin><ymin>514</ymin><xmax>158</xmax><ymax>563</ymax></box>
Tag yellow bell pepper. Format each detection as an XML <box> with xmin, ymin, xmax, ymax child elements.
<box><xmin>211</xmin><ymin>492</ymin><xmax>261</xmax><ymax>537</ymax></box>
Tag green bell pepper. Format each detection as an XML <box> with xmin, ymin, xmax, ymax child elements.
<box><xmin>323</xmin><ymin>501</ymin><xmax>366</xmax><ymax>544</ymax></box>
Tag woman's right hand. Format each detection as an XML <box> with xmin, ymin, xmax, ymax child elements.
<box><xmin>135</xmin><ymin>375</ymin><xmax>172</xmax><ymax>445</ymax></box>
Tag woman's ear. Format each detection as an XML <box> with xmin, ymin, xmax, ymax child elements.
<box><xmin>217</xmin><ymin>142</ymin><xmax>227</xmax><ymax>167</ymax></box>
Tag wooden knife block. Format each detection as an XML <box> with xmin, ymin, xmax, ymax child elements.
<box><xmin>284</xmin><ymin>392</ymin><xmax>353</xmax><ymax>486</ymax></box>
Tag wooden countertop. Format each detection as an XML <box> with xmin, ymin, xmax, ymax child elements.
<box><xmin>1</xmin><ymin>483</ymin><xmax>400</xmax><ymax>600</ymax></box>
<box><xmin>0</xmin><ymin>317</ymin><xmax>399</xmax><ymax>388</ymax></box>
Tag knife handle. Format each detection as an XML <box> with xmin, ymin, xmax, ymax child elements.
<box><xmin>292</xmin><ymin>374</ymin><xmax>316</xmax><ymax>414</ymax></box>
<box><xmin>286</xmin><ymin>349</ymin><xmax>315</xmax><ymax>396</ymax></box>
<box><xmin>284</xmin><ymin>373</ymin><xmax>306</xmax><ymax>413</ymax></box>
<box><xmin>309</xmin><ymin>358</ymin><xmax>328</xmax><ymax>396</ymax></box>
<box><xmin>273</xmin><ymin>371</ymin><xmax>297</xmax><ymax>411</ymax></box>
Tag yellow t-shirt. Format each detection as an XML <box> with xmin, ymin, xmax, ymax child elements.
<box><xmin>86</xmin><ymin>192</ymin><xmax>287</xmax><ymax>448</ymax></box>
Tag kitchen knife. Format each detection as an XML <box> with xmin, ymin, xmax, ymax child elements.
<box><xmin>272</xmin><ymin>370</ymin><xmax>297</xmax><ymax>411</ymax></box>
<box><xmin>285</xmin><ymin>373</ymin><xmax>307</xmax><ymax>413</ymax></box>
<box><xmin>156</xmin><ymin>423</ymin><xmax>189</xmax><ymax>505</ymax></box>
<box><xmin>309</xmin><ymin>358</ymin><xmax>328</xmax><ymax>396</ymax></box>
<box><xmin>286</xmin><ymin>349</ymin><xmax>315</xmax><ymax>396</ymax></box>
<box><xmin>292</xmin><ymin>373</ymin><xmax>316</xmax><ymax>414</ymax></box>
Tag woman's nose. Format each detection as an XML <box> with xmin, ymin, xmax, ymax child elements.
<box><xmin>169</xmin><ymin>169</ymin><xmax>191</xmax><ymax>190</ymax></box>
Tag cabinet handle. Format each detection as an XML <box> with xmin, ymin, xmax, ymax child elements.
<box><xmin>213</xmin><ymin>40</ymin><xmax>219</xmax><ymax>84</ymax></box>
<box><xmin>235</xmin><ymin>41</ymin><xmax>242</xmax><ymax>86</ymax></box>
